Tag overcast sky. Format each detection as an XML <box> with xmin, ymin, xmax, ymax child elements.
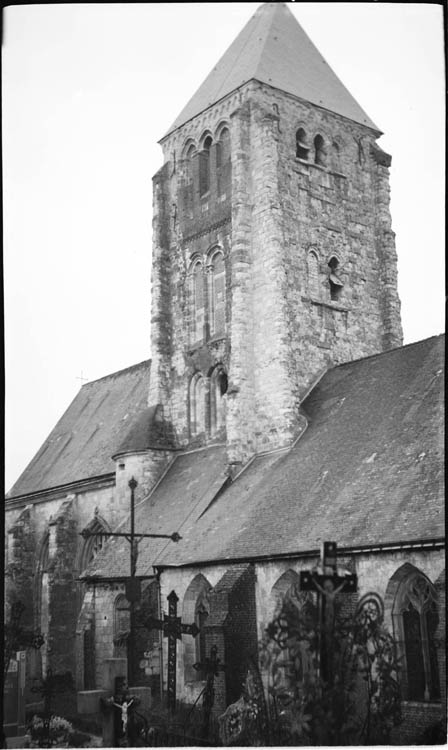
<box><xmin>3</xmin><ymin>3</ymin><xmax>445</xmax><ymax>492</ymax></box>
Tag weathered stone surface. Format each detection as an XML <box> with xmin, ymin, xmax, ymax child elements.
<box><xmin>77</xmin><ymin>690</ymin><xmax>109</xmax><ymax>715</ymax></box>
<box><xmin>152</xmin><ymin>76</ymin><xmax>403</xmax><ymax>467</ymax></box>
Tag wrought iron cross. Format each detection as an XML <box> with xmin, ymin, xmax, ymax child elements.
<box><xmin>145</xmin><ymin>590</ymin><xmax>199</xmax><ymax>712</ymax></box>
<box><xmin>193</xmin><ymin>645</ymin><xmax>226</xmax><ymax>737</ymax></box>
<box><xmin>300</xmin><ymin>541</ymin><xmax>357</xmax><ymax>684</ymax></box>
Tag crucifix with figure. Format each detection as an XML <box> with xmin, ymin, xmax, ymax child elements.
<box><xmin>300</xmin><ymin>541</ymin><xmax>357</xmax><ymax>684</ymax></box>
<box><xmin>145</xmin><ymin>590</ymin><xmax>199</xmax><ymax>712</ymax></box>
<box><xmin>193</xmin><ymin>645</ymin><xmax>226</xmax><ymax>738</ymax></box>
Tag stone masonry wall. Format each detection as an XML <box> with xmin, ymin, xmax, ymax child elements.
<box><xmin>152</xmin><ymin>79</ymin><xmax>402</xmax><ymax>464</ymax></box>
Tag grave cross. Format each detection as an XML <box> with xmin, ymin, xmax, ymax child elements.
<box><xmin>193</xmin><ymin>645</ymin><xmax>226</xmax><ymax>737</ymax></box>
<box><xmin>145</xmin><ymin>590</ymin><xmax>199</xmax><ymax>712</ymax></box>
<box><xmin>300</xmin><ymin>541</ymin><xmax>357</xmax><ymax>685</ymax></box>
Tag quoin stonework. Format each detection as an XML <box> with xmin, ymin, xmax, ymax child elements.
<box><xmin>4</xmin><ymin>4</ymin><xmax>444</xmax><ymax>746</ymax></box>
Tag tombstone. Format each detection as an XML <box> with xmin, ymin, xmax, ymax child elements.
<box><xmin>77</xmin><ymin>658</ymin><xmax>127</xmax><ymax>746</ymax></box>
<box><xmin>3</xmin><ymin>651</ymin><xmax>26</xmax><ymax>739</ymax></box>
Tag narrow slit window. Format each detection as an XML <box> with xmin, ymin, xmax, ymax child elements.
<box><xmin>314</xmin><ymin>134</ymin><xmax>327</xmax><ymax>166</ymax></box>
<box><xmin>296</xmin><ymin>128</ymin><xmax>309</xmax><ymax>160</ymax></box>
<box><xmin>328</xmin><ymin>257</ymin><xmax>343</xmax><ymax>301</ymax></box>
<box><xmin>199</xmin><ymin>136</ymin><xmax>212</xmax><ymax>196</ymax></box>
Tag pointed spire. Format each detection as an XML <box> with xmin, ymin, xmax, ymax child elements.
<box><xmin>164</xmin><ymin>3</ymin><xmax>378</xmax><ymax>137</ymax></box>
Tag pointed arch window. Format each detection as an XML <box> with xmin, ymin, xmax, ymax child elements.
<box><xmin>182</xmin><ymin>574</ymin><xmax>212</xmax><ymax>682</ymax></box>
<box><xmin>79</xmin><ymin>517</ymin><xmax>109</xmax><ymax>574</ymax></box>
<box><xmin>269</xmin><ymin>570</ymin><xmax>314</xmax><ymax>694</ymax></box>
<box><xmin>209</xmin><ymin>251</ymin><xmax>226</xmax><ymax>336</ymax></box>
<box><xmin>199</xmin><ymin>136</ymin><xmax>212</xmax><ymax>196</ymax></box>
<box><xmin>191</xmin><ymin>261</ymin><xmax>205</xmax><ymax>342</ymax></box>
<box><xmin>392</xmin><ymin>570</ymin><xmax>440</xmax><ymax>702</ymax></box>
<box><xmin>190</xmin><ymin>373</ymin><xmax>206</xmax><ymax>437</ymax></box>
<box><xmin>307</xmin><ymin>250</ymin><xmax>319</xmax><ymax>298</ymax></box>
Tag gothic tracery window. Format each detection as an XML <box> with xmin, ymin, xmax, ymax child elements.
<box><xmin>392</xmin><ymin>569</ymin><xmax>440</xmax><ymax>702</ymax></box>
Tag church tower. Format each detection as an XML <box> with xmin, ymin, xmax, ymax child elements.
<box><xmin>148</xmin><ymin>3</ymin><xmax>402</xmax><ymax>470</ymax></box>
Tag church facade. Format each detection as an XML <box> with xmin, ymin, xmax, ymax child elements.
<box><xmin>5</xmin><ymin>4</ymin><xmax>444</xmax><ymax>744</ymax></box>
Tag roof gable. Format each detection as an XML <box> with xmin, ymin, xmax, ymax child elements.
<box><xmin>165</xmin><ymin>3</ymin><xmax>379</xmax><ymax>137</ymax></box>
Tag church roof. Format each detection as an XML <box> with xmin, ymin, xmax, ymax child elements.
<box><xmin>165</xmin><ymin>2</ymin><xmax>379</xmax><ymax>137</ymax></box>
<box><xmin>87</xmin><ymin>335</ymin><xmax>444</xmax><ymax>577</ymax></box>
<box><xmin>8</xmin><ymin>360</ymin><xmax>151</xmax><ymax>498</ymax></box>
<box><xmin>113</xmin><ymin>405</ymin><xmax>176</xmax><ymax>455</ymax></box>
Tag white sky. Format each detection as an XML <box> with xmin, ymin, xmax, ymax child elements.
<box><xmin>3</xmin><ymin>3</ymin><xmax>445</xmax><ymax>492</ymax></box>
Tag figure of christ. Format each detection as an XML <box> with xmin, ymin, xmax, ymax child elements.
<box><xmin>111</xmin><ymin>698</ymin><xmax>134</xmax><ymax>734</ymax></box>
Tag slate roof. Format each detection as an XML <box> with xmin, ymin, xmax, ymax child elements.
<box><xmin>164</xmin><ymin>2</ymin><xmax>379</xmax><ymax>138</ymax></box>
<box><xmin>113</xmin><ymin>405</ymin><xmax>176</xmax><ymax>456</ymax></box>
<box><xmin>87</xmin><ymin>335</ymin><xmax>444</xmax><ymax>577</ymax></box>
<box><xmin>8</xmin><ymin>361</ymin><xmax>151</xmax><ymax>498</ymax></box>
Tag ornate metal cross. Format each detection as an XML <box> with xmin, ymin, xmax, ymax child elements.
<box><xmin>300</xmin><ymin>541</ymin><xmax>357</xmax><ymax>684</ymax></box>
<box><xmin>193</xmin><ymin>645</ymin><xmax>226</xmax><ymax>737</ymax></box>
<box><xmin>145</xmin><ymin>590</ymin><xmax>199</xmax><ymax>712</ymax></box>
<box><xmin>80</xmin><ymin>477</ymin><xmax>181</xmax><ymax>683</ymax></box>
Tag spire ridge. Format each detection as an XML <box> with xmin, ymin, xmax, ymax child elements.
<box><xmin>164</xmin><ymin>2</ymin><xmax>378</xmax><ymax>137</ymax></box>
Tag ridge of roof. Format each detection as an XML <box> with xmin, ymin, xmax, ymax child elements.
<box><xmin>332</xmin><ymin>334</ymin><xmax>445</xmax><ymax>372</ymax></box>
<box><xmin>81</xmin><ymin>359</ymin><xmax>151</xmax><ymax>388</ymax></box>
<box><xmin>163</xmin><ymin>2</ymin><xmax>379</xmax><ymax>138</ymax></box>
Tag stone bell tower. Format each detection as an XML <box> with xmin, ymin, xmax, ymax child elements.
<box><xmin>148</xmin><ymin>3</ymin><xmax>402</xmax><ymax>470</ymax></box>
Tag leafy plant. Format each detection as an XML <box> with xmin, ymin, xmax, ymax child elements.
<box><xmin>29</xmin><ymin>714</ymin><xmax>74</xmax><ymax>745</ymax></box>
<box><xmin>259</xmin><ymin>588</ymin><xmax>402</xmax><ymax>745</ymax></box>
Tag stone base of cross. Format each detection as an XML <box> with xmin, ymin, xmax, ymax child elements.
<box><xmin>300</xmin><ymin>541</ymin><xmax>357</xmax><ymax>684</ymax></box>
<box><xmin>145</xmin><ymin>590</ymin><xmax>199</xmax><ymax>712</ymax></box>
